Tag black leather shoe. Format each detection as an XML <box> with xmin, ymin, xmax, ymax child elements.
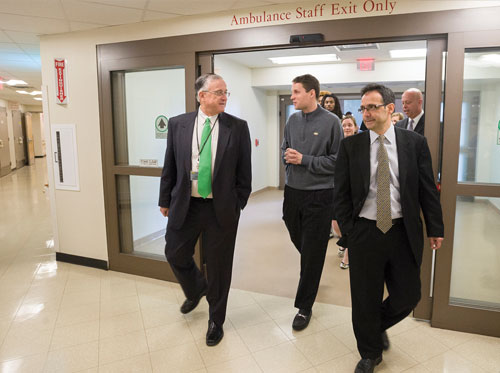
<box><xmin>354</xmin><ymin>356</ymin><xmax>382</xmax><ymax>373</ymax></box>
<box><xmin>180</xmin><ymin>287</ymin><xmax>207</xmax><ymax>314</ymax></box>
<box><xmin>382</xmin><ymin>331</ymin><xmax>390</xmax><ymax>351</ymax></box>
<box><xmin>292</xmin><ymin>309</ymin><xmax>312</xmax><ymax>331</ymax></box>
<box><xmin>206</xmin><ymin>320</ymin><xmax>224</xmax><ymax>346</ymax></box>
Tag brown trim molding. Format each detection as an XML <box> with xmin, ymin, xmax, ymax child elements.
<box><xmin>56</xmin><ymin>252</ymin><xmax>108</xmax><ymax>270</ymax></box>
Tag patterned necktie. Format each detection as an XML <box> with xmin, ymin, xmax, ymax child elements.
<box><xmin>198</xmin><ymin>118</ymin><xmax>212</xmax><ymax>198</ymax></box>
<box><xmin>408</xmin><ymin>119</ymin><xmax>414</xmax><ymax>131</ymax></box>
<box><xmin>376</xmin><ymin>135</ymin><xmax>392</xmax><ymax>233</ymax></box>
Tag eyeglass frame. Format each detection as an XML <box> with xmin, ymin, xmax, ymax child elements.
<box><xmin>358</xmin><ymin>103</ymin><xmax>387</xmax><ymax>113</ymax></box>
<box><xmin>202</xmin><ymin>90</ymin><xmax>230</xmax><ymax>97</ymax></box>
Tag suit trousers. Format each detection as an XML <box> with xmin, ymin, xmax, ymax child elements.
<box><xmin>349</xmin><ymin>218</ymin><xmax>421</xmax><ymax>359</ymax></box>
<box><xmin>165</xmin><ymin>197</ymin><xmax>239</xmax><ymax>326</ymax></box>
<box><xmin>283</xmin><ymin>186</ymin><xmax>334</xmax><ymax>311</ymax></box>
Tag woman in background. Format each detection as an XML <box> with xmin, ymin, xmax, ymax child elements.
<box><xmin>321</xmin><ymin>93</ymin><xmax>343</xmax><ymax>119</ymax></box>
<box><xmin>391</xmin><ymin>112</ymin><xmax>404</xmax><ymax>125</ymax></box>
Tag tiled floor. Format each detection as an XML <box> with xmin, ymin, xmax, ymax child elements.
<box><xmin>1</xmin><ymin>160</ymin><xmax>500</xmax><ymax>372</ymax></box>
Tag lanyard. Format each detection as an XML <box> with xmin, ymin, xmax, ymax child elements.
<box><xmin>196</xmin><ymin>113</ymin><xmax>219</xmax><ymax>158</ymax></box>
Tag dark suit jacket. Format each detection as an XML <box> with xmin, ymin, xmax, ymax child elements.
<box><xmin>334</xmin><ymin>127</ymin><xmax>443</xmax><ymax>265</ymax></box>
<box><xmin>159</xmin><ymin>111</ymin><xmax>252</xmax><ymax>229</ymax></box>
<box><xmin>395</xmin><ymin>113</ymin><xmax>425</xmax><ymax>136</ymax></box>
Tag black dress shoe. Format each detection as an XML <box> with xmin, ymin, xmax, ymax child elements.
<box><xmin>206</xmin><ymin>320</ymin><xmax>224</xmax><ymax>346</ymax></box>
<box><xmin>180</xmin><ymin>287</ymin><xmax>207</xmax><ymax>314</ymax></box>
<box><xmin>354</xmin><ymin>356</ymin><xmax>382</xmax><ymax>373</ymax></box>
<box><xmin>292</xmin><ymin>309</ymin><xmax>312</xmax><ymax>331</ymax></box>
<box><xmin>382</xmin><ymin>331</ymin><xmax>390</xmax><ymax>351</ymax></box>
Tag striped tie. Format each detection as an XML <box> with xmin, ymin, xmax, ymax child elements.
<box><xmin>376</xmin><ymin>135</ymin><xmax>392</xmax><ymax>233</ymax></box>
<box><xmin>408</xmin><ymin>119</ymin><xmax>414</xmax><ymax>131</ymax></box>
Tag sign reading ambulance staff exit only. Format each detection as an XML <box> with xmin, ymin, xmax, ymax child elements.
<box><xmin>54</xmin><ymin>58</ymin><xmax>68</xmax><ymax>105</ymax></box>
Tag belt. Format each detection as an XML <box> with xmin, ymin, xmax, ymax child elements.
<box><xmin>191</xmin><ymin>197</ymin><xmax>213</xmax><ymax>202</ymax></box>
<box><xmin>359</xmin><ymin>217</ymin><xmax>403</xmax><ymax>225</ymax></box>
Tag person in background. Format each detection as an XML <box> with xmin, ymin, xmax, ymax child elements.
<box><xmin>395</xmin><ymin>88</ymin><xmax>425</xmax><ymax>135</ymax></box>
<box><xmin>321</xmin><ymin>93</ymin><xmax>343</xmax><ymax>120</ymax></box>
<box><xmin>391</xmin><ymin>112</ymin><xmax>404</xmax><ymax>125</ymax></box>
<box><xmin>335</xmin><ymin>114</ymin><xmax>359</xmax><ymax>269</ymax></box>
<box><xmin>318</xmin><ymin>90</ymin><xmax>331</xmax><ymax>105</ymax></box>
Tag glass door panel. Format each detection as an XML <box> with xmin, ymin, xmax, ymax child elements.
<box><xmin>432</xmin><ymin>36</ymin><xmax>500</xmax><ymax>337</ymax></box>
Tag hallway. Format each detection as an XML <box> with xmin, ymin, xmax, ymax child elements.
<box><xmin>0</xmin><ymin>160</ymin><xmax>499</xmax><ymax>372</ymax></box>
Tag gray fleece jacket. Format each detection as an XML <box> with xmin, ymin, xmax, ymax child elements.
<box><xmin>281</xmin><ymin>105</ymin><xmax>343</xmax><ymax>190</ymax></box>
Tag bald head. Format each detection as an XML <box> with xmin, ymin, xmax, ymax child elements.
<box><xmin>402</xmin><ymin>88</ymin><xmax>423</xmax><ymax>119</ymax></box>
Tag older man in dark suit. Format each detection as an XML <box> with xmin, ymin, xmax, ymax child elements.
<box><xmin>395</xmin><ymin>88</ymin><xmax>425</xmax><ymax>135</ymax></box>
<box><xmin>334</xmin><ymin>83</ymin><xmax>443</xmax><ymax>372</ymax></box>
<box><xmin>159</xmin><ymin>73</ymin><xmax>251</xmax><ymax>346</ymax></box>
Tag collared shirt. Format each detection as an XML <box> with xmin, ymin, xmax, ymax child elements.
<box><xmin>191</xmin><ymin>110</ymin><xmax>219</xmax><ymax>198</ymax></box>
<box><xmin>359</xmin><ymin>124</ymin><xmax>403</xmax><ymax>220</ymax></box>
<box><xmin>408</xmin><ymin>110</ymin><xmax>424</xmax><ymax>130</ymax></box>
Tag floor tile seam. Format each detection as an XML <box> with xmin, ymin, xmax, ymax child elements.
<box><xmin>96</xmin><ymin>352</ymin><xmax>153</xmax><ymax>372</ymax></box>
<box><xmin>232</xmin><ymin>319</ymin><xmax>290</xmax><ymax>354</ymax></box>
<box><xmin>134</xmin><ymin>285</ymin><xmax>156</xmax><ymax>372</ymax></box>
<box><xmin>250</xmin><ymin>339</ymin><xmax>311</xmax><ymax>371</ymax></box>
<box><xmin>293</xmin><ymin>338</ymin><xmax>354</xmax><ymax>368</ymax></box>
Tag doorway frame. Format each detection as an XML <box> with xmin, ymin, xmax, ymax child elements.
<box><xmin>97</xmin><ymin>6</ymin><xmax>500</xmax><ymax>333</ymax></box>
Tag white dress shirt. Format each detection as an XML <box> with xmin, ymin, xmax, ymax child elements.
<box><xmin>191</xmin><ymin>110</ymin><xmax>219</xmax><ymax>198</ymax></box>
<box><xmin>359</xmin><ymin>124</ymin><xmax>403</xmax><ymax>220</ymax></box>
<box><xmin>408</xmin><ymin>110</ymin><xmax>424</xmax><ymax>131</ymax></box>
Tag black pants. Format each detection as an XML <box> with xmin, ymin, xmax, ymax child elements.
<box><xmin>283</xmin><ymin>186</ymin><xmax>334</xmax><ymax>311</ymax></box>
<box><xmin>165</xmin><ymin>198</ymin><xmax>239</xmax><ymax>326</ymax></box>
<box><xmin>349</xmin><ymin>218</ymin><xmax>421</xmax><ymax>359</ymax></box>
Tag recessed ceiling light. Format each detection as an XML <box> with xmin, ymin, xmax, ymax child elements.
<box><xmin>16</xmin><ymin>90</ymin><xmax>29</xmax><ymax>94</ymax></box>
<box><xmin>389</xmin><ymin>49</ymin><xmax>427</xmax><ymax>58</ymax></box>
<box><xmin>34</xmin><ymin>97</ymin><xmax>43</xmax><ymax>101</ymax></box>
<box><xmin>269</xmin><ymin>54</ymin><xmax>340</xmax><ymax>64</ymax></box>
<box><xmin>30</xmin><ymin>91</ymin><xmax>42</xmax><ymax>95</ymax></box>
<box><xmin>6</xmin><ymin>79</ymin><xmax>28</xmax><ymax>86</ymax></box>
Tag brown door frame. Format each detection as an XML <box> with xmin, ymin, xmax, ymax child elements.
<box><xmin>97</xmin><ymin>7</ymin><xmax>500</xmax><ymax>325</ymax></box>
<box><xmin>98</xmin><ymin>51</ymin><xmax>199</xmax><ymax>280</ymax></box>
<box><xmin>431</xmin><ymin>29</ymin><xmax>500</xmax><ymax>337</ymax></box>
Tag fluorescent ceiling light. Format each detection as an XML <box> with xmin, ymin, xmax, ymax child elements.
<box><xmin>390</xmin><ymin>48</ymin><xmax>427</xmax><ymax>58</ymax></box>
<box><xmin>16</xmin><ymin>90</ymin><xmax>29</xmax><ymax>94</ymax></box>
<box><xmin>34</xmin><ymin>97</ymin><xmax>43</xmax><ymax>101</ymax></box>
<box><xmin>269</xmin><ymin>54</ymin><xmax>340</xmax><ymax>64</ymax></box>
<box><xmin>6</xmin><ymin>79</ymin><xmax>28</xmax><ymax>86</ymax></box>
<box><xmin>30</xmin><ymin>91</ymin><xmax>42</xmax><ymax>95</ymax></box>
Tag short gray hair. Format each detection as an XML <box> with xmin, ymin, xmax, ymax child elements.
<box><xmin>195</xmin><ymin>73</ymin><xmax>223</xmax><ymax>102</ymax></box>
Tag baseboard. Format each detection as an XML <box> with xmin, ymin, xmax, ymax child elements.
<box><xmin>56</xmin><ymin>252</ymin><xmax>108</xmax><ymax>270</ymax></box>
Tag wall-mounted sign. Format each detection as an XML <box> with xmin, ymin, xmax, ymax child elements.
<box><xmin>54</xmin><ymin>58</ymin><xmax>68</xmax><ymax>105</ymax></box>
<box><xmin>155</xmin><ymin>115</ymin><xmax>168</xmax><ymax>139</ymax></box>
<box><xmin>140</xmin><ymin>159</ymin><xmax>159</xmax><ymax>167</ymax></box>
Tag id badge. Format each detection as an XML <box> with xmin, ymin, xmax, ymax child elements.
<box><xmin>190</xmin><ymin>171</ymin><xmax>198</xmax><ymax>181</ymax></box>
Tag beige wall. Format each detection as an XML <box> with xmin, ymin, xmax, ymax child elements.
<box><xmin>40</xmin><ymin>0</ymin><xmax>500</xmax><ymax>261</ymax></box>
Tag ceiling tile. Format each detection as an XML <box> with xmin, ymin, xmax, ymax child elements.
<box><xmin>230</xmin><ymin>1</ymin><xmax>273</xmax><ymax>9</ymax></box>
<box><xmin>0</xmin><ymin>0</ymin><xmax>66</xmax><ymax>19</ymax></box>
<box><xmin>0</xmin><ymin>31</ymin><xmax>12</xmax><ymax>42</ymax></box>
<box><xmin>0</xmin><ymin>14</ymin><xmax>70</xmax><ymax>34</ymax></box>
<box><xmin>69</xmin><ymin>21</ymin><xmax>107</xmax><ymax>32</ymax></box>
<box><xmin>2</xmin><ymin>31</ymin><xmax>40</xmax><ymax>44</ymax></box>
<box><xmin>0</xmin><ymin>42</ymin><xmax>24</xmax><ymax>53</ymax></box>
<box><xmin>147</xmin><ymin>0</ymin><xmax>234</xmax><ymax>15</ymax></box>
<box><xmin>17</xmin><ymin>44</ymin><xmax>40</xmax><ymax>54</ymax></box>
<box><xmin>142</xmin><ymin>11</ymin><xmax>179</xmax><ymax>21</ymax></box>
<box><xmin>77</xmin><ymin>0</ymin><xmax>148</xmax><ymax>10</ymax></box>
<box><xmin>0</xmin><ymin>52</ymin><xmax>33</xmax><ymax>62</ymax></box>
<box><xmin>62</xmin><ymin>0</ymin><xmax>143</xmax><ymax>25</ymax></box>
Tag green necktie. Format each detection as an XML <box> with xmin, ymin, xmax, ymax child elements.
<box><xmin>376</xmin><ymin>135</ymin><xmax>392</xmax><ymax>233</ymax></box>
<box><xmin>198</xmin><ymin>118</ymin><xmax>212</xmax><ymax>198</ymax></box>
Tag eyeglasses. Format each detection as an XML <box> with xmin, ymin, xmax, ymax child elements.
<box><xmin>358</xmin><ymin>104</ymin><xmax>386</xmax><ymax>113</ymax></box>
<box><xmin>203</xmin><ymin>90</ymin><xmax>230</xmax><ymax>97</ymax></box>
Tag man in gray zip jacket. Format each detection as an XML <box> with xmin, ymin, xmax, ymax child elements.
<box><xmin>282</xmin><ymin>74</ymin><xmax>343</xmax><ymax>331</ymax></box>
